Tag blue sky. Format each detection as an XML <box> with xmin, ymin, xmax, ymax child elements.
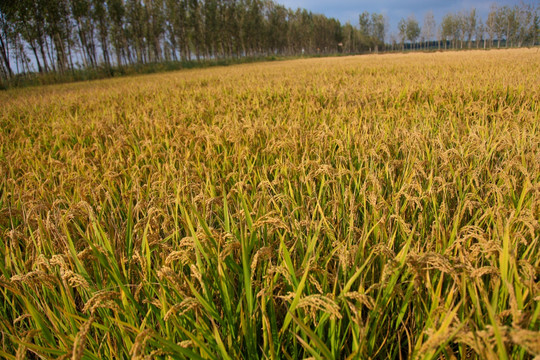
<box><xmin>276</xmin><ymin>0</ymin><xmax>532</xmax><ymax>35</ymax></box>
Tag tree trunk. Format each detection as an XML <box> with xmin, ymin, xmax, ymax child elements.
<box><xmin>101</xmin><ymin>34</ymin><xmax>111</xmax><ymax>68</ymax></box>
<box><xmin>44</xmin><ymin>36</ymin><xmax>56</xmax><ymax>72</ymax></box>
<box><xmin>0</xmin><ymin>34</ymin><xmax>13</xmax><ymax>78</ymax></box>
<box><xmin>54</xmin><ymin>33</ymin><xmax>66</xmax><ymax>73</ymax></box>
<box><xmin>66</xmin><ymin>35</ymin><xmax>74</xmax><ymax>72</ymax></box>
<box><xmin>29</xmin><ymin>41</ymin><xmax>43</xmax><ymax>73</ymax></box>
<box><xmin>37</xmin><ymin>33</ymin><xmax>49</xmax><ymax>72</ymax></box>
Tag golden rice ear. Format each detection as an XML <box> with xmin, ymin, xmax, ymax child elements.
<box><xmin>509</xmin><ymin>329</ymin><xmax>540</xmax><ymax>358</ymax></box>
<box><xmin>82</xmin><ymin>291</ymin><xmax>120</xmax><ymax>314</ymax></box>
<box><xmin>15</xmin><ymin>329</ymin><xmax>40</xmax><ymax>360</ymax></box>
<box><xmin>71</xmin><ymin>315</ymin><xmax>95</xmax><ymax>360</ymax></box>
<box><xmin>296</xmin><ymin>294</ymin><xmax>342</xmax><ymax>322</ymax></box>
<box><xmin>129</xmin><ymin>329</ymin><xmax>153</xmax><ymax>360</ymax></box>
<box><xmin>164</xmin><ymin>297</ymin><xmax>199</xmax><ymax>321</ymax></box>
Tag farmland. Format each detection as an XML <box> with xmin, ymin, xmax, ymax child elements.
<box><xmin>0</xmin><ymin>49</ymin><xmax>539</xmax><ymax>359</ymax></box>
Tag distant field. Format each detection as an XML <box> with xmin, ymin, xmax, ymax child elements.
<box><xmin>1</xmin><ymin>49</ymin><xmax>539</xmax><ymax>359</ymax></box>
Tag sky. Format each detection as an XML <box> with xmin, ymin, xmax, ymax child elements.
<box><xmin>276</xmin><ymin>0</ymin><xmax>532</xmax><ymax>36</ymax></box>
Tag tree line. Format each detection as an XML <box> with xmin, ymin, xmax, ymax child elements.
<box><xmin>393</xmin><ymin>4</ymin><xmax>538</xmax><ymax>51</ymax></box>
<box><xmin>0</xmin><ymin>0</ymin><xmax>538</xmax><ymax>83</ymax></box>
<box><xmin>0</xmin><ymin>0</ymin><xmax>355</xmax><ymax>80</ymax></box>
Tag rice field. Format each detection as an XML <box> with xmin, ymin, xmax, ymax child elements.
<box><xmin>0</xmin><ymin>48</ymin><xmax>539</xmax><ymax>359</ymax></box>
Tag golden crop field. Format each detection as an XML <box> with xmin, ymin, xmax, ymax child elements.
<box><xmin>1</xmin><ymin>49</ymin><xmax>539</xmax><ymax>359</ymax></box>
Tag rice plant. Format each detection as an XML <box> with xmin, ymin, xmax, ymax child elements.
<box><xmin>0</xmin><ymin>48</ymin><xmax>538</xmax><ymax>359</ymax></box>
